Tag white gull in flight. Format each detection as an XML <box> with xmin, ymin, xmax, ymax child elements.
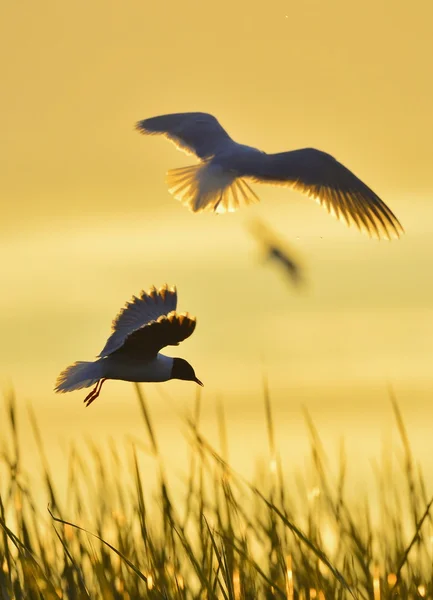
<box><xmin>136</xmin><ymin>112</ymin><xmax>403</xmax><ymax>240</ymax></box>
<box><xmin>55</xmin><ymin>284</ymin><xmax>202</xmax><ymax>406</ymax></box>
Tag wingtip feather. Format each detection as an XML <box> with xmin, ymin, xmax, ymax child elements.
<box><xmin>135</xmin><ymin>119</ymin><xmax>159</xmax><ymax>136</ymax></box>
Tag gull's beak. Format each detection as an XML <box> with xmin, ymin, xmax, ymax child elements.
<box><xmin>195</xmin><ymin>377</ymin><xmax>204</xmax><ymax>387</ymax></box>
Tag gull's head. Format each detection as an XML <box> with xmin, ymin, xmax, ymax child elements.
<box><xmin>171</xmin><ymin>358</ymin><xmax>203</xmax><ymax>387</ymax></box>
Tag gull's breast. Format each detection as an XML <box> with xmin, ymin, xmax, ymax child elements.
<box><xmin>103</xmin><ymin>354</ymin><xmax>174</xmax><ymax>383</ymax></box>
<box><xmin>216</xmin><ymin>143</ymin><xmax>265</xmax><ymax>176</ymax></box>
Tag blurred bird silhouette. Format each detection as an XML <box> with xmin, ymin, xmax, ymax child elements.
<box><xmin>55</xmin><ymin>285</ymin><xmax>203</xmax><ymax>407</ymax></box>
<box><xmin>136</xmin><ymin>112</ymin><xmax>404</xmax><ymax>240</ymax></box>
<box><xmin>249</xmin><ymin>219</ymin><xmax>305</xmax><ymax>288</ymax></box>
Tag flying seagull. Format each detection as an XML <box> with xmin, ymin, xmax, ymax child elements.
<box><xmin>55</xmin><ymin>284</ymin><xmax>203</xmax><ymax>406</ymax></box>
<box><xmin>136</xmin><ymin>112</ymin><xmax>403</xmax><ymax>240</ymax></box>
<box><xmin>249</xmin><ymin>219</ymin><xmax>304</xmax><ymax>287</ymax></box>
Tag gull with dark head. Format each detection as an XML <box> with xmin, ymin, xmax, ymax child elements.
<box><xmin>55</xmin><ymin>285</ymin><xmax>203</xmax><ymax>406</ymax></box>
<box><xmin>136</xmin><ymin>112</ymin><xmax>404</xmax><ymax>240</ymax></box>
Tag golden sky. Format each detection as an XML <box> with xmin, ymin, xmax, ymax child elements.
<box><xmin>1</xmin><ymin>0</ymin><xmax>433</xmax><ymax>483</ymax></box>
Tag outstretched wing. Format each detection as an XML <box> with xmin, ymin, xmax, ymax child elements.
<box><xmin>243</xmin><ymin>148</ymin><xmax>403</xmax><ymax>240</ymax></box>
<box><xmin>111</xmin><ymin>312</ymin><xmax>197</xmax><ymax>360</ymax></box>
<box><xmin>135</xmin><ymin>112</ymin><xmax>233</xmax><ymax>159</ymax></box>
<box><xmin>99</xmin><ymin>285</ymin><xmax>177</xmax><ymax>357</ymax></box>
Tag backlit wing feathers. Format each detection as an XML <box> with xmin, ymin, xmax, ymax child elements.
<box><xmin>111</xmin><ymin>312</ymin><xmax>197</xmax><ymax>360</ymax></box>
<box><xmin>99</xmin><ymin>285</ymin><xmax>177</xmax><ymax>358</ymax></box>
<box><xmin>135</xmin><ymin>112</ymin><xmax>233</xmax><ymax>159</ymax></box>
<box><xmin>244</xmin><ymin>148</ymin><xmax>403</xmax><ymax>239</ymax></box>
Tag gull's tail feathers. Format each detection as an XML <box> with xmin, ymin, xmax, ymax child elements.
<box><xmin>166</xmin><ymin>161</ymin><xmax>260</xmax><ymax>214</ymax></box>
<box><xmin>54</xmin><ymin>360</ymin><xmax>104</xmax><ymax>394</ymax></box>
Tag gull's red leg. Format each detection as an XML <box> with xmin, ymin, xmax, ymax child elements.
<box><xmin>83</xmin><ymin>380</ymin><xmax>100</xmax><ymax>404</ymax></box>
<box><xmin>85</xmin><ymin>378</ymin><xmax>106</xmax><ymax>407</ymax></box>
<box><xmin>83</xmin><ymin>379</ymin><xmax>107</xmax><ymax>407</ymax></box>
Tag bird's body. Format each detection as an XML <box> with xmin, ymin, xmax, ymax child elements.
<box><xmin>249</xmin><ymin>219</ymin><xmax>304</xmax><ymax>287</ymax></box>
<box><xmin>267</xmin><ymin>247</ymin><xmax>302</xmax><ymax>284</ymax></box>
<box><xmin>55</xmin><ymin>285</ymin><xmax>202</xmax><ymax>406</ymax></box>
<box><xmin>136</xmin><ymin>112</ymin><xmax>404</xmax><ymax>239</ymax></box>
<box><xmin>101</xmin><ymin>354</ymin><xmax>174</xmax><ymax>383</ymax></box>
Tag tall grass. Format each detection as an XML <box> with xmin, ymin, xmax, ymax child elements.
<box><xmin>0</xmin><ymin>385</ymin><xmax>432</xmax><ymax>599</ymax></box>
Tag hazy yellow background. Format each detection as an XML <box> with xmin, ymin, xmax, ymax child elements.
<box><xmin>1</xmin><ymin>0</ymin><xmax>433</xmax><ymax>489</ymax></box>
